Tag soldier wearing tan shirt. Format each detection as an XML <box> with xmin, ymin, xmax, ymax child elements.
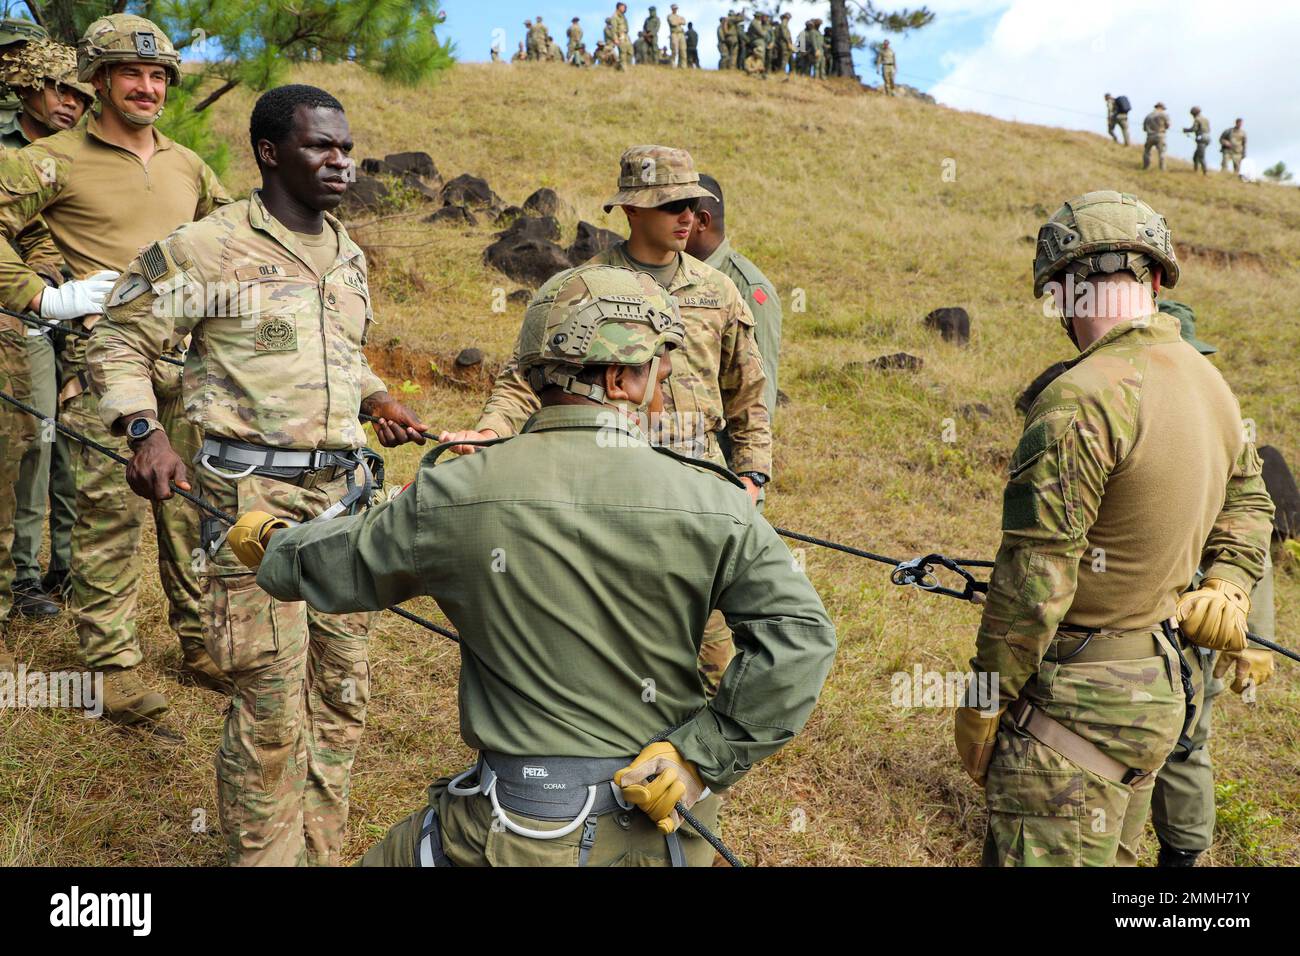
<box><xmin>0</xmin><ymin>14</ymin><xmax>230</xmax><ymax>721</ymax></box>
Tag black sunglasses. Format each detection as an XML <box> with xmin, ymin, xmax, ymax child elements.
<box><xmin>656</xmin><ymin>197</ymin><xmax>701</xmax><ymax>214</ymax></box>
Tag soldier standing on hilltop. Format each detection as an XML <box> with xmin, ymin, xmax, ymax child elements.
<box><xmin>729</xmin><ymin>10</ymin><xmax>747</xmax><ymax>69</ymax></box>
<box><xmin>644</xmin><ymin>6</ymin><xmax>661</xmax><ymax>47</ymax></box>
<box><xmin>1142</xmin><ymin>102</ymin><xmax>1170</xmax><ymax>171</ymax></box>
<box><xmin>668</xmin><ymin>5</ymin><xmax>686</xmax><ymax>68</ymax></box>
<box><xmin>822</xmin><ymin>21</ymin><xmax>834</xmax><ymax>76</ymax></box>
<box><xmin>613</xmin><ymin>3</ymin><xmax>633</xmax><ymax>70</ymax></box>
<box><xmin>878</xmin><ymin>38</ymin><xmax>896</xmax><ymax>95</ymax></box>
<box><xmin>529</xmin><ymin>18</ymin><xmax>550</xmax><ymax>63</ymax></box>
<box><xmin>718</xmin><ymin>15</ymin><xmax>732</xmax><ymax>70</ymax></box>
<box><xmin>1220</xmin><ymin>118</ymin><xmax>1246</xmax><ymax>175</ymax></box>
<box><xmin>1105</xmin><ymin>93</ymin><xmax>1130</xmax><ymax>146</ymax></box>
<box><xmin>1183</xmin><ymin>107</ymin><xmax>1211</xmax><ymax>175</ymax></box>
<box><xmin>686</xmin><ymin>21</ymin><xmax>700</xmax><ymax>67</ymax></box>
<box><xmin>772</xmin><ymin>12</ymin><xmax>793</xmax><ymax>76</ymax></box>
<box><xmin>567</xmin><ymin>17</ymin><xmax>583</xmax><ymax>63</ymax></box>
<box><xmin>744</xmin><ymin>13</ymin><xmax>768</xmax><ymax>76</ymax></box>
<box><xmin>523</xmin><ymin>20</ymin><xmax>535</xmax><ymax>61</ymax></box>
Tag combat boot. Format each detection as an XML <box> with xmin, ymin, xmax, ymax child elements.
<box><xmin>1157</xmin><ymin>841</ymin><xmax>1201</xmax><ymax>867</ymax></box>
<box><xmin>40</xmin><ymin>568</ymin><xmax>70</xmax><ymax>604</ymax></box>
<box><xmin>12</xmin><ymin>579</ymin><xmax>60</xmax><ymax>619</ymax></box>
<box><xmin>179</xmin><ymin>641</ymin><xmax>233</xmax><ymax>695</ymax></box>
<box><xmin>100</xmin><ymin>668</ymin><xmax>169</xmax><ymax>724</ymax></box>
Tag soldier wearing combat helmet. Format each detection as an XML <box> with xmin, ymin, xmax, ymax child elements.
<box><xmin>230</xmin><ymin>263</ymin><xmax>837</xmax><ymax>867</ymax></box>
<box><xmin>0</xmin><ymin>13</ymin><xmax>230</xmax><ymax>720</ymax></box>
<box><xmin>1</xmin><ymin>38</ymin><xmax>95</xmax><ymax>625</ymax></box>
<box><xmin>0</xmin><ymin>18</ymin><xmax>46</xmax><ymax>120</ymax></box>
<box><xmin>956</xmin><ymin>191</ymin><xmax>1274</xmax><ymax>867</ymax></box>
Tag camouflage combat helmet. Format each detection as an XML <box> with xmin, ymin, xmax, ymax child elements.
<box><xmin>1032</xmin><ymin>190</ymin><xmax>1179</xmax><ymax>298</ymax></box>
<box><xmin>517</xmin><ymin>265</ymin><xmax>686</xmax><ymax>410</ymax></box>
<box><xmin>77</xmin><ymin>13</ymin><xmax>181</xmax><ymax>85</ymax></box>
<box><xmin>603</xmin><ymin>144</ymin><xmax>719</xmax><ymax>212</ymax></box>
<box><xmin>1</xmin><ymin>38</ymin><xmax>94</xmax><ymax>100</ymax></box>
<box><xmin>0</xmin><ymin>18</ymin><xmax>46</xmax><ymax>49</ymax></box>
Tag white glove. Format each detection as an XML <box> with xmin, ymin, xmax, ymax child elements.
<box><xmin>39</xmin><ymin>270</ymin><xmax>120</xmax><ymax>321</ymax></box>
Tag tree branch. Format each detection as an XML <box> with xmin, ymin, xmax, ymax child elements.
<box><xmin>192</xmin><ymin>77</ymin><xmax>239</xmax><ymax>112</ymax></box>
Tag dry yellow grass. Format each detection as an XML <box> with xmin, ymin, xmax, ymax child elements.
<box><xmin>2</xmin><ymin>61</ymin><xmax>1297</xmax><ymax>866</ymax></box>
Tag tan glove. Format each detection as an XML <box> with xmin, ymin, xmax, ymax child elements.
<box><xmin>227</xmin><ymin>511</ymin><xmax>290</xmax><ymax>569</ymax></box>
<box><xmin>1214</xmin><ymin>647</ymin><xmax>1274</xmax><ymax>694</ymax></box>
<box><xmin>954</xmin><ymin>705</ymin><xmax>1006</xmax><ymax>787</ymax></box>
<box><xmin>613</xmin><ymin>742</ymin><xmax>705</xmax><ymax>834</ymax></box>
<box><xmin>1177</xmin><ymin>578</ymin><xmax>1250</xmax><ymax>651</ymax></box>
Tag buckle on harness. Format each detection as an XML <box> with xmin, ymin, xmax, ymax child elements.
<box><xmin>891</xmin><ymin>553</ymin><xmax>989</xmax><ymax>604</ymax></box>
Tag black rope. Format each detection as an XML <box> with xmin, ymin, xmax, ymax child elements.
<box><xmin>0</xmin><ymin>387</ymin><xmax>458</xmax><ymax>643</ymax></box>
<box><xmin>677</xmin><ymin>800</ymin><xmax>743</xmax><ymax>867</ymax></box>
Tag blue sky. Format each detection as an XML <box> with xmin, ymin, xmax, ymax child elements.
<box><xmin>439</xmin><ymin>1</ymin><xmax>1297</xmax><ymax>174</ymax></box>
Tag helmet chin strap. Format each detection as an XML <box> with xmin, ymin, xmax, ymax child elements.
<box><xmin>102</xmin><ymin>72</ymin><xmax>163</xmax><ymax>126</ymax></box>
<box><xmin>18</xmin><ymin>93</ymin><xmax>56</xmax><ymax>135</ymax></box>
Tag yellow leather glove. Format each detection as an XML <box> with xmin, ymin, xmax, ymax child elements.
<box><xmin>1214</xmin><ymin>647</ymin><xmax>1274</xmax><ymax>694</ymax></box>
<box><xmin>954</xmin><ymin>705</ymin><xmax>1006</xmax><ymax>787</ymax></box>
<box><xmin>1177</xmin><ymin>578</ymin><xmax>1250</xmax><ymax>651</ymax></box>
<box><xmin>613</xmin><ymin>742</ymin><xmax>705</xmax><ymax>834</ymax></box>
<box><xmin>227</xmin><ymin>511</ymin><xmax>290</xmax><ymax>569</ymax></box>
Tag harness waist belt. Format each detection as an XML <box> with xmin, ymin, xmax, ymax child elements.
<box><xmin>200</xmin><ymin>435</ymin><xmax>361</xmax><ymax>487</ymax></box>
<box><xmin>1008</xmin><ymin>698</ymin><xmax>1148</xmax><ymax>786</ymax></box>
<box><xmin>480</xmin><ymin>752</ymin><xmax>630</xmax><ymax>820</ymax></box>
<box><xmin>1048</xmin><ymin>630</ymin><xmax>1161</xmax><ymax>665</ymax></box>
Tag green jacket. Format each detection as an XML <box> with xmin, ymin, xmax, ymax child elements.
<box><xmin>704</xmin><ymin>237</ymin><xmax>781</xmax><ymax>425</ymax></box>
<box><xmin>258</xmin><ymin>404</ymin><xmax>837</xmax><ymax>790</ymax></box>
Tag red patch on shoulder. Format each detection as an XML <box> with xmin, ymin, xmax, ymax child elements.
<box><xmin>752</xmin><ymin>287</ymin><xmax>768</xmax><ymax>305</ymax></box>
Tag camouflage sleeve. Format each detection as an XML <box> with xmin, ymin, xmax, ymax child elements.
<box><xmin>974</xmin><ymin>403</ymin><xmax>1114</xmax><ymax>704</ymax></box>
<box><xmin>669</xmin><ymin>513</ymin><xmax>836</xmax><ymax>790</ymax></box>
<box><xmin>473</xmin><ymin>332</ymin><xmax>541</xmax><ymax>437</ymax></box>
<box><xmin>88</xmin><ymin>236</ymin><xmax>199</xmax><ymax>432</ymax></box>
<box><xmin>195</xmin><ymin>160</ymin><xmax>233</xmax><ymax>218</ymax></box>
<box><xmin>357</xmin><ymin>295</ymin><xmax>386</xmax><ymax>400</ymax></box>
<box><xmin>718</xmin><ymin>292</ymin><xmax>772</xmax><ymax>475</ymax></box>
<box><xmin>1200</xmin><ymin>441</ymin><xmax>1273</xmax><ymax>592</ymax></box>
<box><xmin>0</xmin><ymin>144</ymin><xmax>65</xmax><ymax>310</ymax></box>
<box><xmin>15</xmin><ymin>216</ymin><xmax>65</xmax><ymax>287</ymax></box>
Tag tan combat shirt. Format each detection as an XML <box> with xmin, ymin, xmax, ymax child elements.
<box><xmin>476</xmin><ymin>242</ymin><xmax>772</xmax><ymax>475</ymax></box>
<box><xmin>88</xmin><ymin>191</ymin><xmax>386</xmax><ymax>452</ymax></box>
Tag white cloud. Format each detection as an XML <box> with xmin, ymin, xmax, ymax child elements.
<box><xmin>930</xmin><ymin>0</ymin><xmax>1300</xmax><ymax>175</ymax></box>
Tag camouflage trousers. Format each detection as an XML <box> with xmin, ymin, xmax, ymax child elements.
<box><xmin>12</xmin><ymin>332</ymin><xmax>57</xmax><ymax>584</ymax></box>
<box><xmin>671</xmin><ymin>33</ymin><xmax>686</xmax><ymax>68</ymax></box>
<box><xmin>1221</xmin><ymin>151</ymin><xmax>1243</xmax><ymax>174</ymax></box>
<box><xmin>59</xmin><ymin>382</ymin><xmax>203</xmax><ymax>669</ymax></box>
<box><xmin>1152</xmin><ymin>560</ymin><xmax>1275</xmax><ymax>854</ymax></box>
<box><xmin>983</xmin><ymin>627</ymin><xmax>1187</xmax><ymax>866</ymax></box>
<box><xmin>0</xmin><ymin>326</ymin><xmax>35</xmax><ymax>623</ymax></box>
<box><xmin>359</xmin><ymin>777</ymin><xmax>721</xmax><ymax>867</ymax></box>
<box><xmin>1143</xmin><ymin>135</ymin><xmax>1167</xmax><ymax>170</ymax></box>
<box><xmin>1108</xmin><ymin>114</ymin><xmax>1129</xmax><ymax>145</ymax></box>
<box><xmin>1192</xmin><ymin>141</ymin><xmax>1209</xmax><ymax>174</ymax></box>
<box><xmin>882</xmin><ymin>66</ymin><xmax>896</xmax><ymax>95</ymax></box>
<box><xmin>720</xmin><ymin>41</ymin><xmax>735</xmax><ymax>70</ymax></box>
<box><xmin>199</xmin><ymin>468</ymin><xmax>375</xmax><ymax>867</ymax></box>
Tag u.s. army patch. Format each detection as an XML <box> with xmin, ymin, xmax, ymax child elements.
<box><xmin>140</xmin><ymin>242</ymin><xmax>170</xmax><ymax>282</ymax></box>
<box><xmin>253</xmin><ymin>315</ymin><xmax>297</xmax><ymax>352</ymax></box>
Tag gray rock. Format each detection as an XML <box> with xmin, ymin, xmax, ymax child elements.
<box><xmin>384</xmin><ymin>151</ymin><xmax>439</xmax><ymax>183</ymax></box>
<box><xmin>484</xmin><ymin>236</ymin><xmax>573</xmax><ymax>287</ymax></box>
<box><xmin>496</xmin><ymin>215</ymin><xmax>561</xmax><ymax>243</ymax></box>
<box><xmin>455</xmin><ymin>347</ymin><xmax>485</xmax><ymax>368</ymax></box>
<box><xmin>567</xmin><ymin>220</ymin><xmax>623</xmax><ymax>263</ymax></box>
<box><xmin>924</xmin><ymin>307</ymin><xmax>971</xmax><ymax>346</ymax></box>
<box><xmin>339</xmin><ymin>174</ymin><xmax>389</xmax><ymax>213</ymax></box>
<box><xmin>441</xmin><ymin>173</ymin><xmax>501</xmax><ymax>209</ymax></box>
<box><xmin>865</xmin><ymin>352</ymin><xmax>924</xmax><ymax>372</ymax></box>
<box><xmin>425</xmin><ymin>204</ymin><xmax>478</xmax><ymax>226</ymax></box>
<box><xmin>523</xmin><ymin>187</ymin><xmax>560</xmax><ymax>218</ymax></box>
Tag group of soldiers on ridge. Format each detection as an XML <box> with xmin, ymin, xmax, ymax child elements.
<box><xmin>1106</xmin><ymin>94</ymin><xmax>1249</xmax><ymax>176</ymax></box>
<box><xmin>0</xmin><ymin>13</ymin><xmax>1285</xmax><ymax>870</ymax></box>
<box><xmin>493</xmin><ymin>5</ymin><xmax>901</xmax><ymax>91</ymax></box>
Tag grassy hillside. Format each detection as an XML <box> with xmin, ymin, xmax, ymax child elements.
<box><xmin>3</xmin><ymin>61</ymin><xmax>1297</xmax><ymax>866</ymax></box>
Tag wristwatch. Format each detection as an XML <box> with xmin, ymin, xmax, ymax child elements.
<box><xmin>126</xmin><ymin>416</ymin><xmax>163</xmax><ymax>448</ymax></box>
<box><xmin>737</xmin><ymin>471</ymin><xmax>769</xmax><ymax>487</ymax></box>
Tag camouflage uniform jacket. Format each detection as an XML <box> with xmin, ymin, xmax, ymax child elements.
<box><xmin>257</xmin><ymin>404</ymin><xmax>836</xmax><ymax>789</ymax></box>
<box><xmin>476</xmin><ymin>242</ymin><xmax>772</xmax><ymax>475</ymax></box>
<box><xmin>612</xmin><ymin>11</ymin><xmax>630</xmax><ymax>42</ymax></box>
<box><xmin>87</xmin><ymin>190</ymin><xmax>386</xmax><ymax>451</ymax></box>
<box><xmin>567</xmin><ymin>23</ymin><xmax>583</xmax><ymax>46</ymax></box>
<box><xmin>703</xmin><ymin>236</ymin><xmax>781</xmax><ymax>422</ymax></box>
<box><xmin>1222</xmin><ymin>127</ymin><xmax>1247</xmax><ymax>155</ymax></box>
<box><xmin>1185</xmin><ymin>114</ymin><xmax>1211</xmax><ymax>141</ymax></box>
<box><xmin>975</xmin><ymin>314</ymin><xmax>1273</xmax><ymax>703</ymax></box>
<box><xmin>0</xmin><ymin>113</ymin><xmax>63</xmax><ymax>289</ymax></box>
<box><xmin>777</xmin><ymin>21</ymin><xmax>794</xmax><ymax>53</ymax></box>
<box><xmin>1143</xmin><ymin>110</ymin><xmax>1170</xmax><ymax>136</ymax></box>
<box><xmin>879</xmin><ymin>46</ymin><xmax>895</xmax><ymax>69</ymax></box>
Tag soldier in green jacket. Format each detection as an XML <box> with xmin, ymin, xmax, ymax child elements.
<box><xmin>956</xmin><ymin>191</ymin><xmax>1274</xmax><ymax>867</ymax></box>
<box><xmin>234</xmin><ymin>264</ymin><xmax>837</xmax><ymax>866</ymax></box>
